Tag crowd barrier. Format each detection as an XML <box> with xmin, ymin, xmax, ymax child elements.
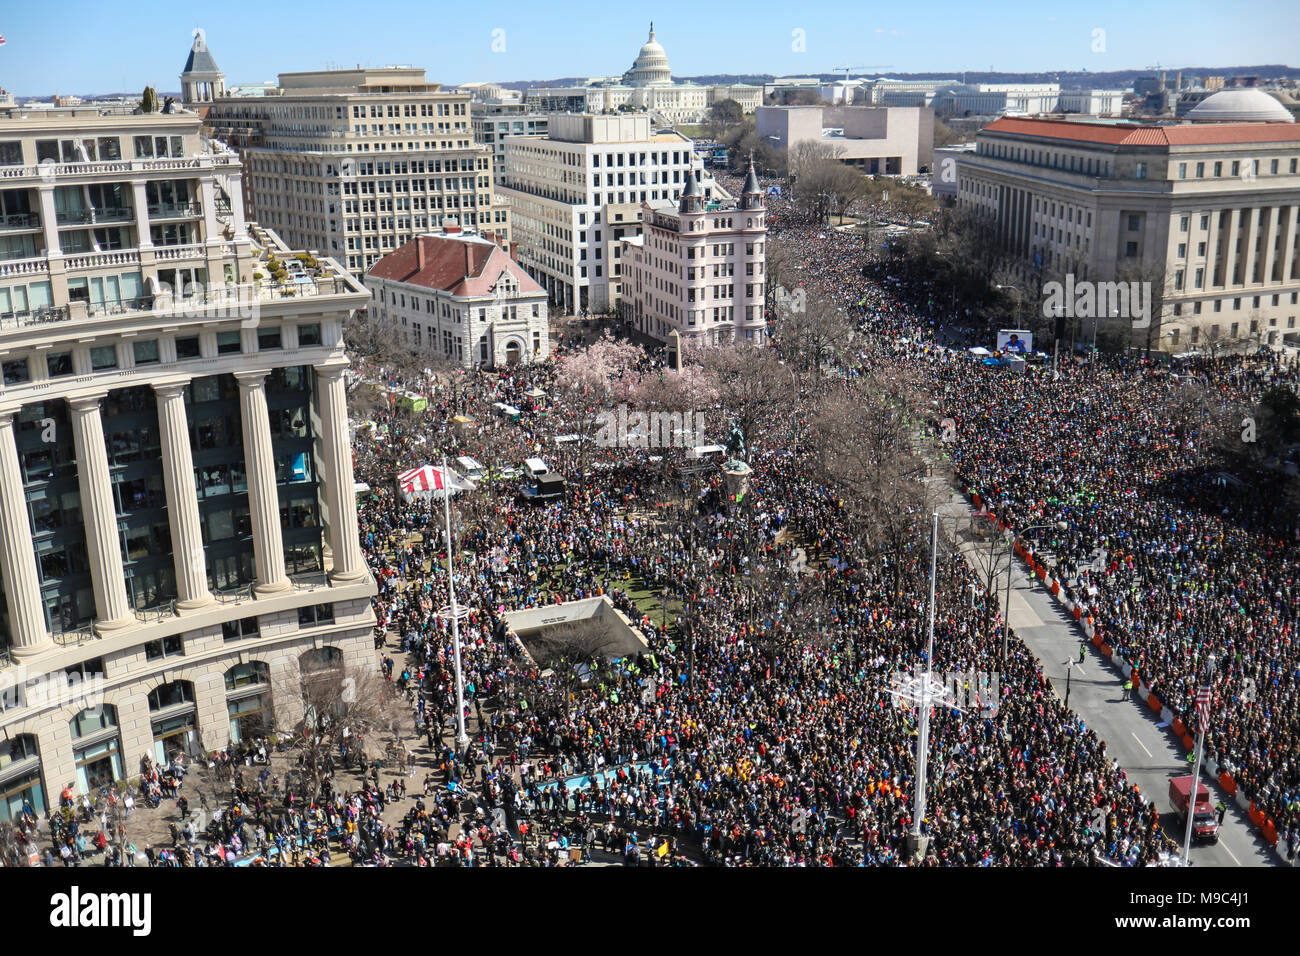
<box><xmin>961</xmin><ymin>484</ymin><xmax>1292</xmax><ymax>865</ymax></box>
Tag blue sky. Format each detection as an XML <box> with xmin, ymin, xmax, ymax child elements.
<box><xmin>1</xmin><ymin>0</ymin><xmax>1296</xmax><ymax>95</ymax></box>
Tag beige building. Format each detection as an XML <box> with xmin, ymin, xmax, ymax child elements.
<box><xmin>623</xmin><ymin>162</ymin><xmax>768</xmax><ymax>346</ymax></box>
<box><xmin>0</xmin><ymin>108</ymin><xmax>376</xmax><ymax>814</ymax></box>
<box><xmin>756</xmin><ymin>105</ymin><xmax>934</xmax><ymax>176</ymax></box>
<box><xmin>956</xmin><ymin>91</ymin><xmax>1300</xmax><ymax>350</ymax></box>
<box><xmin>364</xmin><ymin>228</ymin><xmax>550</xmax><ymax>368</ymax></box>
<box><xmin>498</xmin><ymin>113</ymin><xmax>727</xmax><ymax>314</ymax></box>
<box><xmin>204</xmin><ymin>53</ymin><xmax>506</xmax><ymax>278</ymax></box>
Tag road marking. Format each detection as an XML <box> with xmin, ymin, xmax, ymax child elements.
<box><xmin>1130</xmin><ymin>732</ymin><xmax>1153</xmax><ymax>758</ymax></box>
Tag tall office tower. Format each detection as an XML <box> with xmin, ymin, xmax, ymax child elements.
<box><xmin>205</xmin><ymin>59</ymin><xmax>507</xmax><ymax>278</ymax></box>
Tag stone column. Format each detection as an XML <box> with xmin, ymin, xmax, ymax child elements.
<box><xmin>314</xmin><ymin>364</ymin><xmax>366</xmax><ymax>584</ymax></box>
<box><xmin>68</xmin><ymin>394</ymin><xmax>134</xmax><ymax>634</ymax></box>
<box><xmin>131</xmin><ymin>180</ymin><xmax>153</xmax><ymax>247</ymax></box>
<box><xmin>235</xmin><ymin>370</ymin><xmax>291</xmax><ymax>596</ymax></box>
<box><xmin>154</xmin><ymin>382</ymin><xmax>214</xmax><ymax>612</ymax></box>
<box><xmin>37</xmin><ymin>185</ymin><xmax>61</xmax><ymax>257</ymax></box>
<box><xmin>0</xmin><ymin>413</ymin><xmax>53</xmax><ymax>657</ymax></box>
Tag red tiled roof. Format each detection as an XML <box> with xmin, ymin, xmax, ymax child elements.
<box><xmin>366</xmin><ymin>235</ymin><xmax>544</xmax><ymax>297</ymax></box>
<box><xmin>983</xmin><ymin>117</ymin><xmax>1300</xmax><ymax>147</ymax></box>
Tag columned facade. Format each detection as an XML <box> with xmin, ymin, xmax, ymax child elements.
<box><xmin>0</xmin><ymin>413</ymin><xmax>51</xmax><ymax>658</ymax></box>
<box><xmin>235</xmin><ymin>370</ymin><xmax>292</xmax><ymax>597</ymax></box>
<box><xmin>68</xmin><ymin>394</ymin><xmax>135</xmax><ymax>635</ymax></box>
<box><xmin>154</xmin><ymin>381</ymin><xmax>214</xmax><ymax>612</ymax></box>
<box><xmin>315</xmin><ymin>363</ymin><xmax>366</xmax><ymax>584</ymax></box>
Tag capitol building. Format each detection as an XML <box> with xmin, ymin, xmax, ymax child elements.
<box><xmin>525</xmin><ymin>24</ymin><xmax>762</xmax><ymax>125</ymax></box>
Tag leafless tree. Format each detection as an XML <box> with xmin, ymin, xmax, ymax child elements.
<box><xmin>274</xmin><ymin>664</ymin><xmax>407</xmax><ymax>799</ymax></box>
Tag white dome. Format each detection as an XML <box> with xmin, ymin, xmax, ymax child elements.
<box><xmin>624</xmin><ymin>23</ymin><xmax>673</xmax><ymax>87</ymax></box>
<box><xmin>1187</xmin><ymin>88</ymin><xmax>1294</xmax><ymax>123</ymax></box>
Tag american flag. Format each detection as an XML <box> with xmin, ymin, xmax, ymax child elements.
<box><xmin>1195</xmin><ymin>682</ymin><xmax>1213</xmax><ymax>735</ymax></box>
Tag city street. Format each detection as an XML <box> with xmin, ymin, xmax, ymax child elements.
<box><xmin>937</xmin><ymin>489</ymin><xmax>1281</xmax><ymax>867</ymax></box>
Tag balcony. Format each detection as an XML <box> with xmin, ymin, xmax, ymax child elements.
<box><xmin>0</xmin><ymin>304</ymin><xmax>71</xmax><ymax>331</ymax></box>
<box><xmin>152</xmin><ymin>242</ymin><xmax>208</xmax><ymax>262</ymax></box>
<box><xmin>0</xmin><ymin>255</ymin><xmax>51</xmax><ymax>280</ymax></box>
<box><xmin>0</xmin><ymin>212</ymin><xmax>40</xmax><ymax>231</ymax></box>
<box><xmin>0</xmin><ymin>152</ymin><xmax>241</xmax><ymax>184</ymax></box>
<box><xmin>55</xmin><ymin>207</ymin><xmax>132</xmax><ymax>226</ymax></box>
<box><xmin>62</xmin><ymin>248</ymin><xmax>141</xmax><ymax>270</ymax></box>
<box><xmin>147</xmin><ymin>201</ymin><xmax>202</xmax><ymax>219</ymax></box>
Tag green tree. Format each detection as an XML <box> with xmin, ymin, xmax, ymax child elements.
<box><xmin>140</xmin><ymin>85</ymin><xmax>158</xmax><ymax>114</ymax></box>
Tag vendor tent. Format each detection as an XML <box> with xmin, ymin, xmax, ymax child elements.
<box><xmin>397</xmin><ymin>464</ymin><xmax>474</xmax><ymax>501</ymax></box>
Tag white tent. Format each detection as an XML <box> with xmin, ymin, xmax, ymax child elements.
<box><xmin>968</xmin><ymin>346</ymin><xmax>992</xmax><ymax>356</ymax></box>
<box><xmin>396</xmin><ymin>464</ymin><xmax>475</xmax><ymax>503</ymax></box>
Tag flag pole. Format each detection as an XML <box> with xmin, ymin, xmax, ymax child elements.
<box><xmin>442</xmin><ymin>455</ymin><xmax>470</xmax><ymax>753</ymax></box>
<box><xmin>1181</xmin><ymin>656</ymin><xmax>1215</xmax><ymax>867</ymax></box>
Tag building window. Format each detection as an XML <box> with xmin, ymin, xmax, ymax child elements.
<box><xmin>133</xmin><ymin>340</ymin><xmax>160</xmax><ymax>365</ymax></box>
<box><xmin>216</xmin><ymin>331</ymin><xmax>241</xmax><ymax>355</ymax></box>
<box><xmin>46</xmin><ymin>352</ymin><xmax>74</xmax><ymax>377</ymax></box>
<box><xmin>298</xmin><ymin>323</ymin><xmax>322</xmax><ymax>346</ymax></box>
<box><xmin>143</xmin><ymin>635</ymin><xmax>184</xmax><ymax>660</ymax></box>
<box><xmin>222</xmin><ymin>617</ymin><xmax>259</xmax><ymax>642</ymax></box>
<box><xmin>298</xmin><ymin>603</ymin><xmax>334</xmax><ymax>628</ymax></box>
<box><xmin>176</xmin><ymin>336</ymin><xmax>201</xmax><ymax>359</ymax></box>
<box><xmin>90</xmin><ymin>346</ymin><xmax>118</xmax><ymax>371</ymax></box>
<box><xmin>258</xmin><ymin>328</ymin><xmax>282</xmax><ymax>351</ymax></box>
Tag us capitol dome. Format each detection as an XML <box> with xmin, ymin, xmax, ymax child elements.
<box><xmin>622</xmin><ymin>23</ymin><xmax>674</xmax><ymax>87</ymax></box>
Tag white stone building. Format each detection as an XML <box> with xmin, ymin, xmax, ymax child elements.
<box><xmin>498</xmin><ymin>113</ymin><xmax>729</xmax><ymax>314</ymax></box>
<box><xmin>524</xmin><ymin>25</ymin><xmax>762</xmax><ymax>125</ymax></box>
<box><xmin>956</xmin><ymin>90</ymin><xmax>1300</xmax><ymax>350</ymax></box>
<box><xmin>623</xmin><ymin>162</ymin><xmax>768</xmax><ymax>346</ymax></box>
<box><xmin>0</xmin><ymin>108</ymin><xmax>376</xmax><ymax>813</ymax></box>
<box><xmin>364</xmin><ymin>228</ymin><xmax>550</xmax><ymax>368</ymax></box>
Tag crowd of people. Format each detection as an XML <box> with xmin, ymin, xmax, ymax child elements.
<box><xmin>340</xmin><ymin>192</ymin><xmax>1194</xmax><ymax>863</ymax></box>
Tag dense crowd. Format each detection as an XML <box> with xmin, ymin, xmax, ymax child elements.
<box><xmin>343</xmin><ymin>247</ymin><xmax>1180</xmax><ymax>865</ymax></box>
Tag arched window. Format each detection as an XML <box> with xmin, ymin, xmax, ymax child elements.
<box><xmin>148</xmin><ymin>680</ymin><xmax>195</xmax><ymax>711</ymax></box>
<box><xmin>299</xmin><ymin>646</ymin><xmax>342</xmax><ymax>675</ymax></box>
<box><xmin>225</xmin><ymin>661</ymin><xmax>269</xmax><ymax>691</ymax></box>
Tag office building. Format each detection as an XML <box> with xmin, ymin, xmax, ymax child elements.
<box><xmin>498</xmin><ymin>113</ymin><xmax>727</xmax><ymax>314</ymax></box>
<box><xmin>756</xmin><ymin>105</ymin><xmax>934</xmax><ymax>175</ymax></box>
<box><xmin>0</xmin><ymin>107</ymin><xmax>376</xmax><ymax>813</ymax></box>
<box><xmin>956</xmin><ymin>91</ymin><xmax>1300</xmax><ymax>350</ymax></box>
<box><xmin>203</xmin><ymin>49</ymin><xmax>506</xmax><ymax>277</ymax></box>
<box><xmin>471</xmin><ymin>102</ymin><xmax>550</xmax><ymax>185</ymax></box>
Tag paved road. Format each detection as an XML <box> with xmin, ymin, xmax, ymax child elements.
<box><xmin>936</xmin><ymin>489</ymin><xmax>1280</xmax><ymax>868</ymax></box>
